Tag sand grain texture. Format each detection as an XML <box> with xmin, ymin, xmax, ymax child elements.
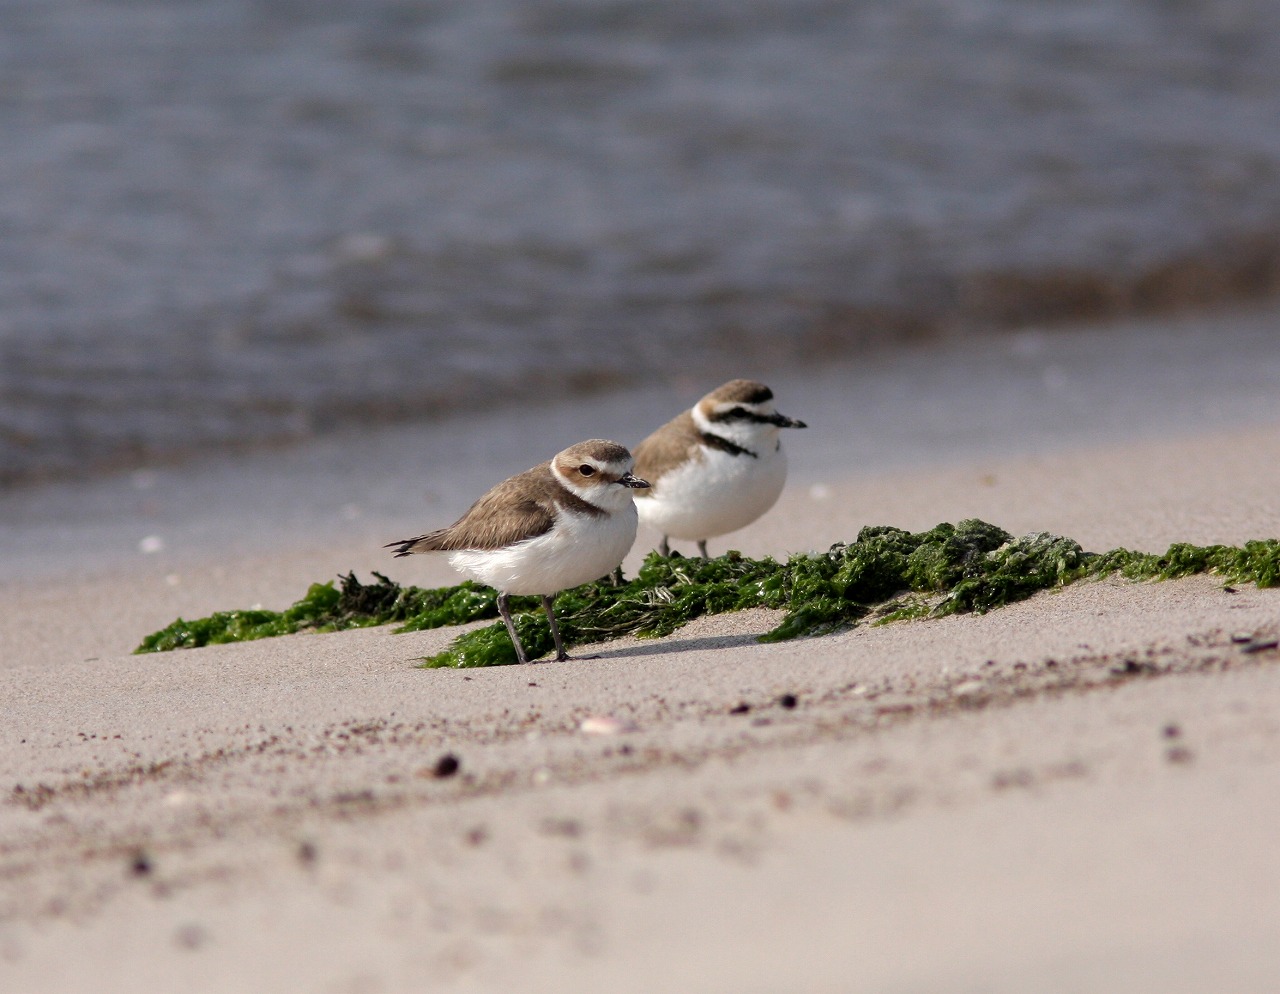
<box><xmin>2</xmin><ymin>310</ymin><xmax>1280</xmax><ymax>993</ymax></box>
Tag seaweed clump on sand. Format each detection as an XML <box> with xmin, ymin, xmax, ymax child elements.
<box><xmin>135</xmin><ymin>572</ymin><xmax>531</xmax><ymax>652</ymax></box>
<box><xmin>134</xmin><ymin>520</ymin><xmax>1280</xmax><ymax>667</ymax></box>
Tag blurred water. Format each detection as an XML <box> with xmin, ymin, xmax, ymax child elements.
<box><xmin>3</xmin><ymin>0</ymin><xmax>1280</xmax><ymax>484</ymax></box>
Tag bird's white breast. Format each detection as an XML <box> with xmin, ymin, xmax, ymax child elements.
<box><xmin>449</xmin><ymin>501</ymin><xmax>638</xmax><ymax>596</ymax></box>
<box><xmin>637</xmin><ymin>440</ymin><xmax>787</xmax><ymax>541</ymax></box>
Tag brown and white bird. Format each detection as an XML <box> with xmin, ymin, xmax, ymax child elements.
<box><xmin>631</xmin><ymin>379</ymin><xmax>806</xmax><ymax>558</ymax></box>
<box><xmin>386</xmin><ymin>439</ymin><xmax>649</xmax><ymax>663</ymax></box>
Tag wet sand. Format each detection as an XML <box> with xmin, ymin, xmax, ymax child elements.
<box><xmin>2</xmin><ymin>309</ymin><xmax>1279</xmax><ymax>992</ymax></box>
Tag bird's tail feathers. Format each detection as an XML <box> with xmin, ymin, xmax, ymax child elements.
<box><xmin>384</xmin><ymin>534</ymin><xmax>441</xmax><ymax>557</ymax></box>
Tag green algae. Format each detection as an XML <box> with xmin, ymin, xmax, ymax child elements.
<box><xmin>1090</xmin><ymin>540</ymin><xmax>1280</xmax><ymax>587</ymax></box>
<box><xmin>133</xmin><ymin>521</ymin><xmax>1280</xmax><ymax>666</ymax></box>
<box><xmin>135</xmin><ymin>572</ymin><xmax>530</xmax><ymax>652</ymax></box>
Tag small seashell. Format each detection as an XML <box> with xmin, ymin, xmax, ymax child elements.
<box><xmin>579</xmin><ymin>715</ymin><xmax>638</xmax><ymax>735</ymax></box>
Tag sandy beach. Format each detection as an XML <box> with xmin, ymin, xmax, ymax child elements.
<box><xmin>3</xmin><ymin>308</ymin><xmax>1280</xmax><ymax>993</ymax></box>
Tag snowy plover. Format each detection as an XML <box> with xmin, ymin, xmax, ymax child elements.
<box><xmin>632</xmin><ymin>379</ymin><xmax>806</xmax><ymax>558</ymax></box>
<box><xmin>386</xmin><ymin>439</ymin><xmax>649</xmax><ymax>663</ymax></box>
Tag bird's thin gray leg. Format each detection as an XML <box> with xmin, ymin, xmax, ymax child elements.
<box><xmin>658</xmin><ymin>535</ymin><xmax>671</xmax><ymax>557</ymax></box>
<box><xmin>542</xmin><ymin>595</ymin><xmax>568</xmax><ymax>661</ymax></box>
<box><xmin>497</xmin><ymin>593</ymin><xmax>531</xmax><ymax>664</ymax></box>
<box><xmin>697</xmin><ymin>539</ymin><xmax>709</xmax><ymax>559</ymax></box>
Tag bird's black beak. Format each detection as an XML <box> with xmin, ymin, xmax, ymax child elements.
<box><xmin>770</xmin><ymin>412</ymin><xmax>807</xmax><ymax>428</ymax></box>
<box><xmin>619</xmin><ymin>472</ymin><xmax>650</xmax><ymax>489</ymax></box>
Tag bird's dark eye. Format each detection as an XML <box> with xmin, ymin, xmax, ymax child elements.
<box><xmin>728</xmin><ymin>406</ymin><xmax>751</xmax><ymax>419</ymax></box>
<box><xmin>578</xmin><ymin>464</ymin><xmax>596</xmax><ymax>477</ymax></box>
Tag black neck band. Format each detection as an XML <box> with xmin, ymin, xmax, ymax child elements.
<box><xmin>700</xmin><ymin>431</ymin><xmax>758</xmax><ymax>459</ymax></box>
